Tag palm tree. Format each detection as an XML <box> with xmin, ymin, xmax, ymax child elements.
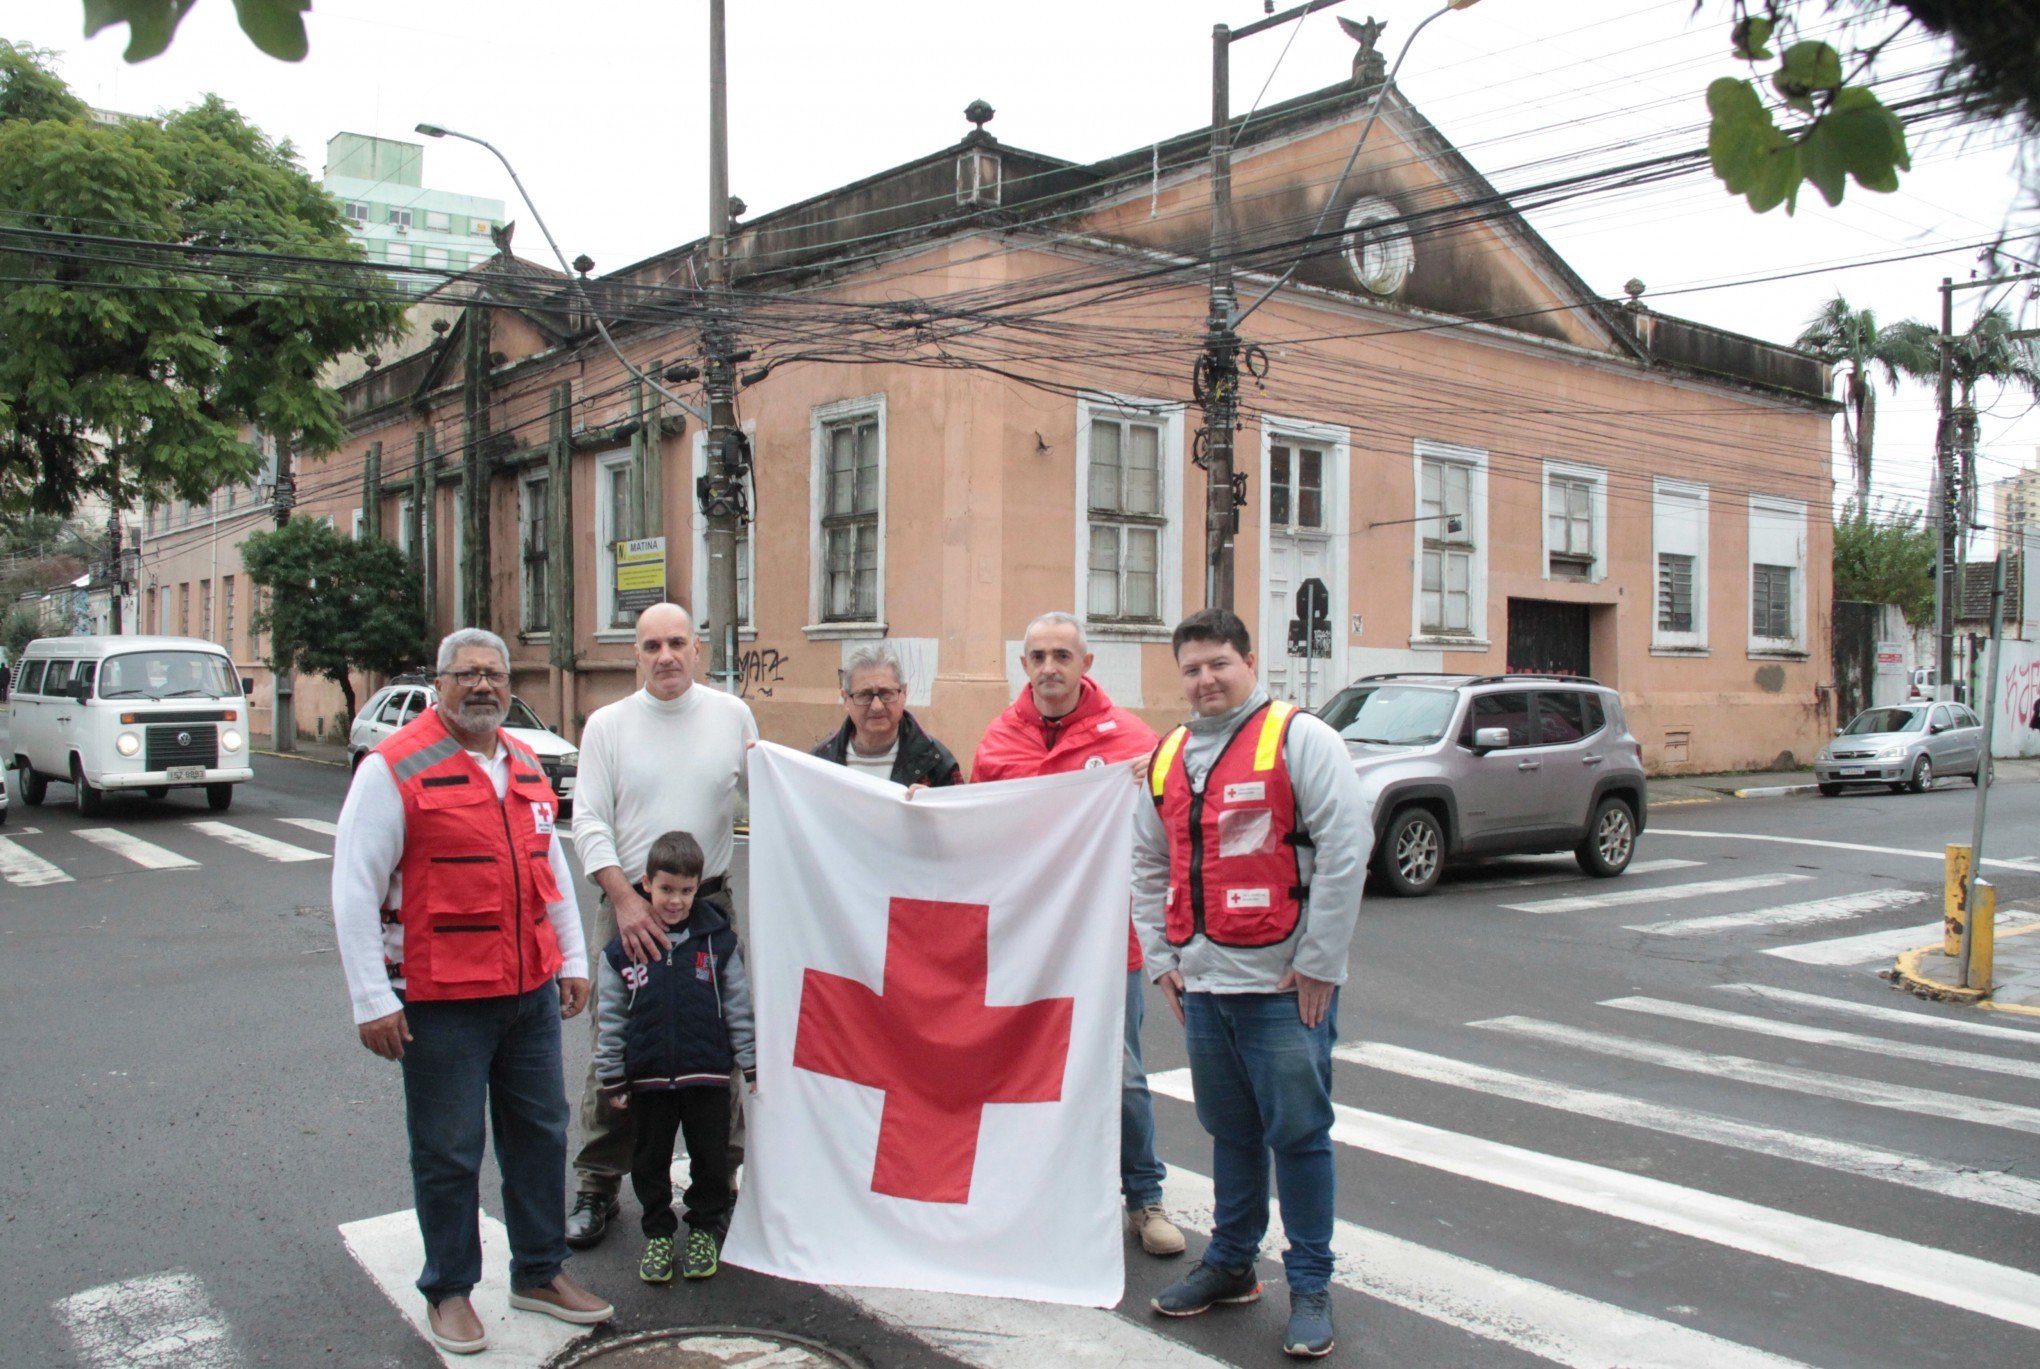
<box><xmin>1795</xmin><ymin>297</ymin><xmax>1937</xmax><ymax>502</ymax></box>
<box><xmin>1885</xmin><ymin>305</ymin><xmax>2040</xmax><ymax>531</ymax></box>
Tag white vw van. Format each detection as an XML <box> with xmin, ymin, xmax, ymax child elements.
<box><xmin>8</xmin><ymin>635</ymin><xmax>255</xmax><ymax>814</ymax></box>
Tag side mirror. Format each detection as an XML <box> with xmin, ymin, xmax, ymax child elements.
<box><xmin>1473</xmin><ymin>726</ymin><xmax>1511</xmax><ymax>752</ymax></box>
<box><xmin>242</xmin><ymin>676</ymin><xmax>255</xmax><ymax>695</ymax></box>
<box><xmin>1833</xmin><ymin>728</ymin><xmax>1845</xmax><ymax>736</ymax></box>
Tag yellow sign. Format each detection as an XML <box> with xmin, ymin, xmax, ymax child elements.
<box><xmin>614</xmin><ymin>537</ymin><xmax>666</xmax><ymax>611</ymax></box>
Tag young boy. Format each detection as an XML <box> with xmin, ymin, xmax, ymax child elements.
<box><xmin>594</xmin><ymin>831</ymin><xmax>755</xmax><ymax>1284</ymax></box>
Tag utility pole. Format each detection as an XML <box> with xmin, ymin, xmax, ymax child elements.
<box><xmin>271</xmin><ymin>440</ymin><xmax>298</xmax><ymax>753</ymax></box>
<box><xmin>1196</xmin><ymin>20</ymin><xmax>1244</xmax><ymax>611</ymax></box>
<box><xmin>104</xmin><ymin>505</ymin><xmax>124</xmax><ymax>634</ymax></box>
<box><xmin>1934</xmin><ymin>276</ymin><xmax>1955</xmax><ymax>699</ymax></box>
<box><xmin>698</xmin><ymin>0</ymin><xmax>749</xmax><ymax>686</ymax></box>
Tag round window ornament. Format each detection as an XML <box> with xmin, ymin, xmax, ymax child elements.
<box><xmin>1342</xmin><ymin>196</ymin><xmax>1413</xmax><ymax>296</ymax></box>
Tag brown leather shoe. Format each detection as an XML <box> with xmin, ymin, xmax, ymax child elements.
<box><xmin>426</xmin><ymin>1295</ymin><xmax>488</xmax><ymax>1355</ymax></box>
<box><xmin>509</xmin><ymin>1272</ymin><xmax>613</xmax><ymax>1326</ymax></box>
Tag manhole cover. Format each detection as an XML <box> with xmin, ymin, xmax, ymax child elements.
<box><xmin>556</xmin><ymin>1327</ymin><xmax>863</xmax><ymax>1369</ymax></box>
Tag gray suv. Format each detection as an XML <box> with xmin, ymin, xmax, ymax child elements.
<box><xmin>1318</xmin><ymin>674</ymin><xmax>1647</xmax><ymax>897</ymax></box>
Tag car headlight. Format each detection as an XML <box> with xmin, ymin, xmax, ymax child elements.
<box><xmin>559</xmin><ymin>751</ymin><xmax>577</xmax><ymax>770</ymax></box>
<box><xmin>221</xmin><ymin>729</ymin><xmax>243</xmax><ymax>753</ymax></box>
<box><xmin>116</xmin><ymin>731</ymin><xmax>141</xmax><ymax>757</ymax></box>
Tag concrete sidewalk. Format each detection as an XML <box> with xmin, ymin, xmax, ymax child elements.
<box><xmin>1648</xmin><ymin>756</ymin><xmax>2040</xmax><ymax>806</ymax></box>
<box><xmin>1892</xmin><ymin>920</ymin><xmax>2040</xmax><ymax>1018</ymax></box>
<box><xmin>253</xmin><ymin>738</ymin><xmax>351</xmax><ymax>768</ymax></box>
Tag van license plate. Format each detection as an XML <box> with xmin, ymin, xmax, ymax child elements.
<box><xmin>167</xmin><ymin>766</ymin><xmax>204</xmax><ymax>782</ymax></box>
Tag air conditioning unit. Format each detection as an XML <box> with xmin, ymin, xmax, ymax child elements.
<box><xmin>393</xmin><ymin>224</ymin><xmax>409</xmax><ymax>235</ymax></box>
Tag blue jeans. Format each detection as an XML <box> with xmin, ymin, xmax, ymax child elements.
<box><xmin>1122</xmin><ymin>969</ymin><xmax>1166</xmax><ymax>1209</ymax></box>
<box><xmin>400</xmin><ymin>982</ymin><xmax>572</xmax><ymax>1302</ymax></box>
<box><xmin>1184</xmin><ymin>989</ymin><xmax>1338</xmax><ymax>1293</ymax></box>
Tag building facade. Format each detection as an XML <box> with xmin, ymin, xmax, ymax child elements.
<box><xmin>324</xmin><ymin>132</ymin><xmax>506</xmax><ymax>290</ymax></box>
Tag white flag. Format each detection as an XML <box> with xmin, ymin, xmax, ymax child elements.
<box><xmin>723</xmin><ymin>743</ymin><xmax>1131</xmax><ymax>1306</ymax></box>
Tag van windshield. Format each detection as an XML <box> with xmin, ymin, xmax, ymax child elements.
<box><xmin>96</xmin><ymin>651</ymin><xmax>239</xmax><ymax>700</ymax></box>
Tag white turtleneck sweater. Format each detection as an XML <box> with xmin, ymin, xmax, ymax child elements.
<box><xmin>571</xmin><ymin>684</ymin><xmax>759</xmax><ymax>884</ymax></box>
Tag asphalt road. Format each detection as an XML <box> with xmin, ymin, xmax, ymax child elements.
<box><xmin>4</xmin><ymin>733</ymin><xmax>2037</xmax><ymax>1368</ymax></box>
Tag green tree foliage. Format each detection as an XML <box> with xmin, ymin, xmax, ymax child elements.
<box><xmin>241</xmin><ymin>517</ymin><xmax>429</xmax><ymax>722</ymax></box>
<box><xmin>1794</xmin><ymin>296</ymin><xmax>1936</xmax><ymax>502</ymax></box>
<box><xmin>1833</xmin><ymin>499</ymin><xmax>1936</xmax><ymax>626</ymax></box>
<box><xmin>0</xmin><ymin>43</ymin><xmax>405</xmax><ymax>518</ymax></box>
<box><xmin>81</xmin><ymin>0</ymin><xmax>309</xmax><ymax>63</ymax></box>
<box><xmin>3</xmin><ymin>606</ymin><xmax>45</xmax><ymax>667</ymax></box>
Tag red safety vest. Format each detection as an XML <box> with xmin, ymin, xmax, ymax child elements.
<box><xmin>375</xmin><ymin>707</ymin><xmax>565</xmax><ymax>1001</ymax></box>
<box><xmin>1148</xmin><ymin>700</ymin><xmax>1309</xmax><ymax>949</ymax></box>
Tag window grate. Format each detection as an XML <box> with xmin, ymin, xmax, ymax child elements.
<box><xmin>1657</xmin><ymin>553</ymin><xmax>1695</xmax><ymax>633</ymax></box>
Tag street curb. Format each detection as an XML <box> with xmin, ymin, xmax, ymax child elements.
<box><xmin>1730</xmin><ymin>783</ymin><xmax>1818</xmax><ymax>799</ymax></box>
<box><xmin>1648</xmin><ymin>795</ymin><xmax>1723</xmax><ymax>809</ymax></box>
<box><xmin>253</xmin><ymin>747</ymin><xmax>347</xmax><ymax>769</ymax></box>
<box><xmin>1890</xmin><ymin>944</ymin><xmax>1988</xmax><ymax>1004</ymax></box>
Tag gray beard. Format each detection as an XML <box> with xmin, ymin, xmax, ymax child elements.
<box><xmin>456</xmin><ymin>699</ymin><xmax>505</xmax><ymax>731</ymax></box>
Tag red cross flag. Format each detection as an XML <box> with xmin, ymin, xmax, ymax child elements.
<box><xmin>723</xmin><ymin>743</ymin><xmax>1133</xmax><ymax>1306</ymax></box>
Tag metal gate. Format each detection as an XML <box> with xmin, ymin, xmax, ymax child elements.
<box><xmin>1506</xmin><ymin>599</ymin><xmax>1590</xmax><ymax>677</ymax></box>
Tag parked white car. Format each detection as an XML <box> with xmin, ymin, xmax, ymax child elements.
<box><xmin>347</xmin><ymin>679</ymin><xmax>577</xmax><ymax>814</ymax></box>
<box><xmin>8</xmin><ymin>635</ymin><xmax>254</xmax><ymax>814</ymax></box>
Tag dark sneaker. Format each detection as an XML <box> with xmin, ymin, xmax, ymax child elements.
<box><xmin>1283</xmin><ymin>1288</ymin><xmax>1335</xmax><ymax>1358</ymax></box>
<box><xmin>682</xmin><ymin>1227</ymin><xmax>721</xmax><ymax>1280</ymax></box>
<box><xmin>638</xmin><ymin>1235</ymin><xmax>675</xmax><ymax>1284</ymax></box>
<box><xmin>1151</xmin><ymin>1259</ymin><xmax>1261</xmax><ymax>1317</ymax></box>
<box><xmin>564</xmin><ymin>1192</ymin><xmax>619</xmax><ymax>1250</ymax></box>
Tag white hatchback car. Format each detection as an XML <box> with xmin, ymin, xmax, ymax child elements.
<box><xmin>348</xmin><ymin>679</ymin><xmax>577</xmax><ymax>814</ymax></box>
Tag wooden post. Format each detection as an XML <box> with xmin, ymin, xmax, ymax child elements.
<box><xmin>361</xmin><ymin>440</ymin><xmax>382</xmax><ymax>540</ymax></box>
<box><xmin>419</xmin><ymin>430</ymin><xmax>441</xmax><ymax>636</ymax></box>
<box><xmin>642</xmin><ymin>357</ymin><xmax>664</xmax><ymax>539</ymax></box>
<box><xmin>547</xmin><ymin>381</ymin><xmax>574</xmax><ymax>673</ymax></box>
<box><xmin>462</xmin><ymin>305</ymin><xmax>493</xmax><ymax>630</ymax></box>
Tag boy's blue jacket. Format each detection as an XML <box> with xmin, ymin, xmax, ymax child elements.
<box><xmin>593</xmin><ymin>897</ymin><xmax>756</xmax><ymax>1094</ymax></box>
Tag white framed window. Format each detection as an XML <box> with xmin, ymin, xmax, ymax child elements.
<box><xmin>221</xmin><ymin>576</ymin><xmax>235</xmax><ymax>654</ymax></box>
<box><xmin>425</xmin><ymin>209</ymin><xmax>452</xmax><ymax>232</ymax></box>
<box><xmin>1651</xmin><ymin>478</ymin><xmax>1709</xmax><ymax>653</ymax></box>
<box><xmin>691</xmin><ymin>430</ymin><xmax>754</xmax><ymax>638</ymax></box>
<box><xmin>396</xmin><ymin>497</ymin><xmax>415</xmax><ymax>560</ymax></box>
<box><xmin>423</xmin><ymin>246</ymin><xmax>450</xmax><ymax>270</ymax></box>
<box><xmin>1077</xmin><ymin>397</ymin><xmax>1183</xmax><ymax>637</ymax></box>
<box><xmin>389</xmin><ymin>207</ymin><xmax>413</xmax><ymax>231</ymax></box>
<box><xmin>200</xmin><ymin>578</ymin><xmax>212</xmax><ymax>639</ymax></box>
<box><xmin>451</xmin><ymin>488</ymin><xmax>466</xmax><ymax>618</ymax></box>
<box><xmin>342</xmin><ymin>200</ymin><xmax>367</xmax><ymax>225</ymax></box>
<box><xmin>1542</xmin><ymin>461</ymin><xmax>1606</xmax><ymax>582</ymax></box>
<box><xmin>1410</xmin><ymin>441</ymin><xmax>1488</xmax><ymax>648</ymax></box>
<box><xmin>520</xmin><ymin>473</ymin><xmax>550</xmax><ymax>635</ymax></box>
<box><xmin>1748</xmin><ymin>493</ymin><xmax>1808</xmax><ymax>655</ymax></box>
<box><xmin>808</xmin><ymin>396</ymin><xmax>886</xmax><ymax>631</ymax></box>
<box><xmin>593</xmin><ymin>449</ymin><xmax>638</xmax><ymax>635</ymax></box>
<box><xmin>350</xmin><ymin>507</ymin><xmax>364</xmax><ymax>541</ymax></box>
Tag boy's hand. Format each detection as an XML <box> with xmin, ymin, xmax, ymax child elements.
<box><xmin>605</xmin><ymin>1092</ymin><xmax>630</xmax><ymax>1112</ymax></box>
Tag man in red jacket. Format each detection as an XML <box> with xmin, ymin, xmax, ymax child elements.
<box><xmin>972</xmin><ymin>611</ymin><xmax>1185</xmax><ymax>1258</ymax></box>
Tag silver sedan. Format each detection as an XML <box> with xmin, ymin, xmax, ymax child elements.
<box><xmin>1815</xmin><ymin>702</ymin><xmax>1985</xmax><ymax>795</ymax></box>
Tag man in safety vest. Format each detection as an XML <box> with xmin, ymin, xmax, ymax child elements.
<box><xmin>971</xmin><ymin>610</ymin><xmax>1185</xmax><ymax>1260</ymax></box>
<box><xmin>333</xmin><ymin>628</ymin><xmax>612</xmax><ymax>1356</ymax></box>
<box><xmin>1134</xmin><ymin>608</ymin><xmax>1367</xmax><ymax>1360</ymax></box>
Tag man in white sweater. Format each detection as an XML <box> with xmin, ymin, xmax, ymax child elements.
<box><xmin>566</xmin><ymin>602</ymin><xmax>759</xmax><ymax>1248</ymax></box>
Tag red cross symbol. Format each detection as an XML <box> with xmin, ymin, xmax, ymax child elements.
<box><xmin>793</xmin><ymin>897</ymin><xmax>1074</xmax><ymax>1204</ymax></box>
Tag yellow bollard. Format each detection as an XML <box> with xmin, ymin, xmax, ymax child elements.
<box><xmin>1972</xmin><ymin>880</ymin><xmax>1996</xmax><ymax>991</ymax></box>
<box><xmin>1945</xmin><ymin>844</ymin><xmax>1972</xmax><ymax>956</ymax></box>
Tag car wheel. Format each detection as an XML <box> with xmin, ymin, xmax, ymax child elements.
<box><xmin>71</xmin><ymin>757</ymin><xmax>104</xmax><ymax>817</ymax></box>
<box><xmin>1376</xmin><ymin>807</ymin><xmax>1445</xmax><ymax>897</ymax></box>
<box><xmin>205</xmin><ymin>783</ymin><xmax>234</xmax><ymax>812</ymax></box>
<box><xmin>350</xmin><ymin>749</ymin><xmax>365</xmax><ymax>773</ymax></box>
<box><xmin>17</xmin><ymin>759</ymin><xmax>46</xmax><ymax>805</ymax></box>
<box><xmin>1575</xmin><ymin>796</ymin><xmax>1637</xmax><ymax>877</ymax></box>
<box><xmin>1908</xmin><ymin>755</ymin><xmax>1934</xmax><ymax>794</ymax></box>
<box><xmin>1818</xmin><ymin>782</ymin><xmax>1844</xmax><ymax>797</ymax></box>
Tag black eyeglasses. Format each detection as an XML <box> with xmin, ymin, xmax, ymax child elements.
<box><xmin>442</xmin><ymin>668</ymin><xmax>510</xmax><ymax>687</ymax></box>
<box><xmin>847</xmin><ymin>687</ymin><xmax>904</xmax><ymax>707</ymax></box>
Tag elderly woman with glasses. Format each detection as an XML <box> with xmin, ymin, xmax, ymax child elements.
<box><xmin>811</xmin><ymin>644</ymin><xmax>962</xmax><ymax>788</ymax></box>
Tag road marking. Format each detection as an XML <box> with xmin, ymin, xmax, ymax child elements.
<box><xmin>1503</xmin><ymin>872</ymin><xmax>1809</xmax><ymax>914</ymax></box>
<box><xmin>340</xmin><ymin>1208</ymin><xmax>584</xmax><ymax>1366</ymax></box>
<box><xmin>1764</xmin><ymin>913</ymin><xmax>2040</xmax><ymax>965</ymax></box>
<box><xmin>1718</xmin><ymin>983</ymin><xmax>2040</xmax><ymax>1041</ymax></box>
<box><xmin>0</xmin><ymin>834</ymin><xmax>73</xmax><ymax>886</ymax></box>
<box><xmin>74</xmin><ymin>827</ymin><xmax>200</xmax><ymax>870</ymax></box>
<box><xmin>1629</xmin><ymin>888</ymin><xmax>1927</xmax><ymax>937</ymax></box>
<box><xmin>277</xmin><ymin>817</ymin><xmax>339</xmax><ymax>837</ymax></box>
<box><xmin>1602</xmin><ymin>996</ymin><xmax>2040</xmax><ymax>1081</ymax></box>
<box><xmin>189</xmin><ymin>820</ymin><xmax>328</xmax><ymax>863</ymax></box>
<box><xmin>1650</xmin><ymin>828</ymin><xmax>2040</xmax><ymax>872</ymax></box>
<box><xmin>1150</xmin><ymin>1069</ymin><xmax>2040</xmax><ymax>1333</ymax></box>
<box><xmin>836</xmin><ymin>1287</ymin><xmax>1228</xmax><ymax>1367</ymax></box>
<box><xmin>1338</xmin><ymin>1042</ymin><xmax>2040</xmax><ymax>1216</ymax></box>
<box><xmin>1162</xmin><ymin>1165</ymin><xmax>1813</xmax><ymax>1369</ymax></box>
<box><xmin>53</xmin><ymin>1269</ymin><xmax>240</xmax><ymax>1368</ymax></box>
<box><xmin>1445</xmin><ymin>857</ymin><xmax>1703</xmax><ymax>892</ymax></box>
<box><xmin>1473</xmin><ymin>1016</ymin><xmax>2040</xmax><ymax>1136</ymax></box>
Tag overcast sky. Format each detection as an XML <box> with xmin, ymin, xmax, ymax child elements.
<box><xmin>10</xmin><ymin>0</ymin><xmax>2036</xmax><ymax>533</ymax></box>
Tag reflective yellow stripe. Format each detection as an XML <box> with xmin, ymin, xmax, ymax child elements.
<box><xmin>1254</xmin><ymin>700</ymin><xmax>1296</xmax><ymax>771</ymax></box>
<box><xmin>1151</xmin><ymin>726</ymin><xmax>1189</xmax><ymax>798</ymax></box>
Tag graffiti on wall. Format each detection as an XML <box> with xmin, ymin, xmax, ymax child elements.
<box><xmin>735</xmin><ymin>646</ymin><xmax>788</xmax><ymax>699</ymax></box>
<box><xmin>1994</xmin><ymin>641</ymin><xmax>2040</xmax><ymax>759</ymax></box>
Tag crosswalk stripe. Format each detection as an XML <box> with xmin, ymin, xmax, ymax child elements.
<box><xmin>1161</xmin><ymin>1165</ymin><xmax>1815</xmax><ymax>1368</ymax></box>
<box><xmin>1338</xmin><ymin>1042</ymin><xmax>2040</xmax><ymax>1216</ymax></box>
<box><xmin>189</xmin><ymin>820</ymin><xmax>328</xmax><ymax>863</ymax></box>
<box><xmin>1649</xmin><ymin>827</ymin><xmax>2040</xmax><ymax>872</ymax></box>
<box><xmin>54</xmin><ymin>1269</ymin><xmax>241</xmax><ymax>1368</ymax></box>
<box><xmin>1150</xmin><ymin>1070</ymin><xmax>2040</xmax><ymax>1333</ymax></box>
<box><xmin>835</xmin><ymin>1287</ymin><xmax>1227</xmax><ymax>1367</ymax></box>
<box><xmin>1602</xmin><ymin>996</ymin><xmax>2040</xmax><ymax>1081</ymax></box>
<box><xmin>1628</xmin><ymin>888</ymin><xmax>1928</xmax><ymax>937</ymax></box>
<box><xmin>0</xmin><ymin>834</ymin><xmax>73</xmax><ymax>887</ymax></box>
<box><xmin>1718</xmin><ymin>983</ymin><xmax>2040</xmax><ymax>1041</ymax></box>
<box><xmin>1444</xmin><ymin>857</ymin><xmax>1704</xmax><ymax>892</ymax></box>
<box><xmin>1503</xmin><ymin>872</ymin><xmax>1810</xmax><ymax>914</ymax></box>
<box><xmin>340</xmin><ymin>1208</ymin><xmax>582</xmax><ymax>1366</ymax></box>
<box><xmin>1764</xmin><ymin>913</ymin><xmax>2040</xmax><ymax>965</ymax></box>
<box><xmin>1474</xmin><ymin>1016</ymin><xmax>2040</xmax><ymax>1135</ymax></box>
<box><xmin>278</xmin><ymin>817</ymin><xmax>339</xmax><ymax>837</ymax></box>
<box><xmin>74</xmin><ymin>827</ymin><xmax>200</xmax><ymax>870</ymax></box>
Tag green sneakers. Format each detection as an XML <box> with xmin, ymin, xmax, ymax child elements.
<box><xmin>683</xmin><ymin>1227</ymin><xmax>721</xmax><ymax>1280</ymax></box>
<box><xmin>638</xmin><ymin>1236</ymin><xmax>675</xmax><ymax>1284</ymax></box>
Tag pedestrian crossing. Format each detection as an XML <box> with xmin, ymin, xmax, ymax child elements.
<box><xmin>0</xmin><ymin>814</ymin><xmax>335</xmax><ymax>887</ymax></box>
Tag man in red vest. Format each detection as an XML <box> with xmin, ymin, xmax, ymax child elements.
<box><xmin>1135</xmin><ymin>609</ymin><xmax>1367</xmax><ymax>1360</ymax></box>
<box><xmin>972</xmin><ymin>610</ymin><xmax>1185</xmax><ymax>1259</ymax></box>
<box><xmin>333</xmin><ymin>628</ymin><xmax>612</xmax><ymax>1356</ymax></box>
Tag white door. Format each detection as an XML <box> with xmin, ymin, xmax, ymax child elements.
<box><xmin>1263</xmin><ymin>439</ymin><xmax>1338</xmax><ymax>708</ymax></box>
